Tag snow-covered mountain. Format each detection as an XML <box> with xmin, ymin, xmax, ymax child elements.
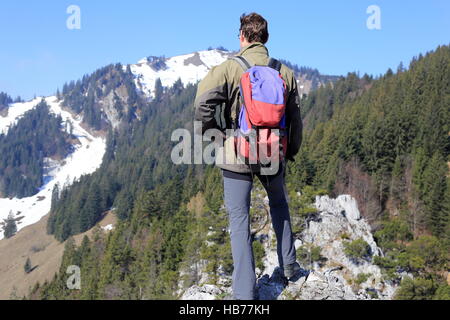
<box><xmin>59</xmin><ymin>48</ymin><xmax>335</xmax><ymax>133</ymax></box>
<box><xmin>0</xmin><ymin>48</ymin><xmax>336</xmax><ymax>240</ymax></box>
<box><xmin>0</xmin><ymin>50</ymin><xmax>234</xmax><ymax>239</ymax></box>
<box><xmin>128</xmin><ymin>49</ymin><xmax>233</xmax><ymax>98</ymax></box>
<box><xmin>0</xmin><ymin>96</ymin><xmax>106</xmax><ymax>240</ymax></box>
<box><xmin>127</xmin><ymin>48</ymin><xmax>333</xmax><ymax>99</ymax></box>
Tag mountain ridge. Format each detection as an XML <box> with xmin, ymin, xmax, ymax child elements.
<box><xmin>0</xmin><ymin>47</ymin><xmax>339</xmax><ymax>239</ymax></box>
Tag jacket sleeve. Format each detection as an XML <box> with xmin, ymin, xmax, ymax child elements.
<box><xmin>285</xmin><ymin>74</ymin><xmax>303</xmax><ymax>160</ymax></box>
<box><xmin>194</xmin><ymin>62</ymin><xmax>228</xmax><ymax>134</ymax></box>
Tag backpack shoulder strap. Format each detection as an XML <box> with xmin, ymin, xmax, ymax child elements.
<box><xmin>268</xmin><ymin>58</ymin><xmax>282</xmax><ymax>72</ymax></box>
<box><xmin>229</xmin><ymin>55</ymin><xmax>254</xmax><ymax>129</ymax></box>
<box><xmin>229</xmin><ymin>55</ymin><xmax>253</xmax><ymax>71</ymax></box>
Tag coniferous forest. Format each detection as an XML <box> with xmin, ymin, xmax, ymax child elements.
<box><xmin>0</xmin><ymin>101</ymin><xmax>74</xmax><ymax>198</ymax></box>
<box><xmin>47</xmin><ymin>66</ymin><xmax>196</xmax><ymax>241</ymax></box>
<box><xmin>0</xmin><ymin>92</ymin><xmax>13</xmax><ymax>112</ymax></box>
<box><xmin>25</xmin><ymin>45</ymin><xmax>449</xmax><ymax>300</ymax></box>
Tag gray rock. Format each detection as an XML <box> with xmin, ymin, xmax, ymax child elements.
<box><xmin>181</xmin><ymin>284</ymin><xmax>227</xmax><ymax>300</ymax></box>
<box><xmin>179</xmin><ymin>194</ymin><xmax>399</xmax><ymax>300</ymax></box>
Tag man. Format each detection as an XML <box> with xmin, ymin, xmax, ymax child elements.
<box><xmin>194</xmin><ymin>12</ymin><xmax>303</xmax><ymax>300</ymax></box>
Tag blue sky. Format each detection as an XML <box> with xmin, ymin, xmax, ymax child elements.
<box><xmin>0</xmin><ymin>0</ymin><xmax>449</xmax><ymax>100</ymax></box>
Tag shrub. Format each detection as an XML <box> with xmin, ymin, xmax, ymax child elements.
<box><xmin>297</xmin><ymin>245</ymin><xmax>326</xmax><ymax>267</ymax></box>
<box><xmin>355</xmin><ymin>273</ymin><xmax>371</xmax><ymax>285</ymax></box>
<box><xmin>434</xmin><ymin>284</ymin><xmax>450</xmax><ymax>300</ymax></box>
<box><xmin>395</xmin><ymin>276</ymin><xmax>436</xmax><ymax>300</ymax></box>
<box><xmin>405</xmin><ymin>236</ymin><xmax>447</xmax><ymax>273</ymax></box>
<box><xmin>340</xmin><ymin>232</ymin><xmax>350</xmax><ymax>240</ymax></box>
<box><xmin>343</xmin><ymin>238</ymin><xmax>371</xmax><ymax>262</ymax></box>
<box><xmin>374</xmin><ymin>219</ymin><xmax>413</xmax><ymax>251</ymax></box>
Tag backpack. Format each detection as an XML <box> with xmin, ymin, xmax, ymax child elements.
<box><xmin>230</xmin><ymin>55</ymin><xmax>288</xmax><ymax>166</ymax></box>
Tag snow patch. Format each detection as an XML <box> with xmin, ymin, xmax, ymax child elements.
<box><xmin>102</xmin><ymin>224</ymin><xmax>114</xmax><ymax>232</ymax></box>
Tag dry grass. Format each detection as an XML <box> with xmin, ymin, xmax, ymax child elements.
<box><xmin>0</xmin><ymin>212</ymin><xmax>116</xmax><ymax>300</ymax></box>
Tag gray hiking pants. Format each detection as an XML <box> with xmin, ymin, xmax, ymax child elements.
<box><xmin>222</xmin><ymin>165</ymin><xmax>297</xmax><ymax>300</ymax></box>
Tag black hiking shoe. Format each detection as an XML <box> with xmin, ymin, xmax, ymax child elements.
<box><xmin>283</xmin><ymin>262</ymin><xmax>301</xmax><ymax>280</ymax></box>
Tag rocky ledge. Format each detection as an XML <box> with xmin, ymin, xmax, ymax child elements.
<box><xmin>181</xmin><ymin>195</ymin><xmax>400</xmax><ymax>300</ymax></box>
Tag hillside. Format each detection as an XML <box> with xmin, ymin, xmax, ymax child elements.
<box><xmin>0</xmin><ymin>211</ymin><xmax>116</xmax><ymax>299</ymax></box>
<box><xmin>0</xmin><ymin>100</ymin><xmax>75</xmax><ymax>198</ymax></box>
<box><xmin>44</xmin><ymin>49</ymin><xmax>339</xmax><ymax>242</ymax></box>
<box><xmin>0</xmin><ymin>96</ymin><xmax>106</xmax><ymax>240</ymax></box>
<box><xmin>285</xmin><ymin>45</ymin><xmax>450</xmax><ymax>299</ymax></box>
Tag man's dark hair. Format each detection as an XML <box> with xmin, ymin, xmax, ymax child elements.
<box><xmin>240</xmin><ymin>13</ymin><xmax>269</xmax><ymax>44</ymax></box>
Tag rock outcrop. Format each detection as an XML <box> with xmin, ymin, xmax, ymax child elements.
<box><xmin>180</xmin><ymin>195</ymin><xmax>399</xmax><ymax>300</ymax></box>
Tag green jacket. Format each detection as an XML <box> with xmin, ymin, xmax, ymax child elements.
<box><xmin>194</xmin><ymin>42</ymin><xmax>303</xmax><ymax>173</ymax></box>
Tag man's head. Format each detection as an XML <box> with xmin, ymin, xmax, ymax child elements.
<box><xmin>239</xmin><ymin>13</ymin><xmax>269</xmax><ymax>48</ymax></box>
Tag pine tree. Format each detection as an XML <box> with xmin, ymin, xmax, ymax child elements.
<box><xmin>24</xmin><ymin>257</ymin><xmax>32</xmax><ymax>273</ymax></box>
<box><xmin>51</xmin><ymin>183</ymin><xmax>60</xmax><ymax>210</ymax></box>
<box><xmin>412</xmin><ymin>147</ymin><xmax>427</xmax><ymax>193</ymax></box>
<box><xmin>442</xmin><ymin>180</ymin><xmax>450</xmax><ymax>246</ymax></box>
<box><xmin>390</xmin><ymin>155</ymin><xmax>406</xmax><ymax>204</ymax></box>
<box><xmin>3</xmin><ymin>212</ymin><xmax>17</xmax><ymax>239</ymax></box>
<box><xmin>154</xmin><ymin>78</ymin><xmax>163</xmax><ymax>100</ymax></box>
<box><xmin>80</xmin><ymin>183</ymin><xmax>102</xmax><ymax>232</ymax></box>
<box><xmin>421</xmin><ymin>152</ymin><xmax>447</xmax><ymax>236</ymax></box>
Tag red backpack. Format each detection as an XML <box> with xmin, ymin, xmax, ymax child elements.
<box><xmin>230</xmin><ymin>55</ymin><xmax>288</xmax><ymax>167</ymax></box>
